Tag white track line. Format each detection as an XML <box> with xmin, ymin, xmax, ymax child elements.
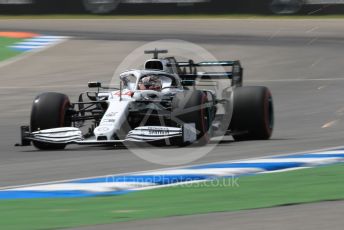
<box><xmin>133</xmin><ymin>168</ymin><xmax>263</xmax><ymax>177</ymax></box>
<box><xmin>233</xmin><ymin>158</ymin><xmax>343</xmax><ymax>164</ymax></box>
<box><xmin>259</xmin><ymin>167</ymin><xmax>311</xmax><ymax>174</ymax></box>
<box><xmin>6</xmin><ymin>182</ymin><xmax>156</xmax><ymax>193</ymax></box>
<box><xmin>1</xmin><ymin>145</ymin><xmax>344</xmax><ymax>191</ymax></box>
<box><xmin>3</xmin><ymin>157</ymin><xmax>341</xmax><ymax>193</ymax></box>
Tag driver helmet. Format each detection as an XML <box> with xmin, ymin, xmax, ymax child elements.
<box><xmin>138</xmin><ymin>75</ymin><xmax>162</xmax><ymax>91</ymax></box>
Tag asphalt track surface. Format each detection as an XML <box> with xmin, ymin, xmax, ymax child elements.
<box><xmin>0</xmin><ymin>19</ymin><xmax>344</xmax><ymax>229</ymax></box>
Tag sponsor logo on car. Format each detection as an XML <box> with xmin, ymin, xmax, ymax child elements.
<box><xmin>98</xmin><ymin>127</ymin><xmax>110</xmax><ymax>132</ymax></box>
<box><xmin>147</xmin><ymin>127</ymin><xmax>170</xmax><ymax>135</ymax></box>
<box><xmin>105</xmin><ymin>112</ymin><xmax>117</xmax><ymax>117</ymax></box>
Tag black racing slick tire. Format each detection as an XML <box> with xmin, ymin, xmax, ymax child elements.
<box><xmin>172</xmin><ymin>90</ymin><xmax>211</xmax><ymax>146</ymax></box>
<box><xmin>30</xmin><ymin>92</ymin><xmax>71</xmax><ymax>150</ymax></box>
<box><xmin>230</xmin><ymin>86</ymin><xmax>274</xmax><ymax>141</ymax></box>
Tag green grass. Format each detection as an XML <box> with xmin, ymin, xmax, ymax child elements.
<box><xmin>0</xmin><ymin>37</ymin><xmax>24</xmax><ymax>62</ymax></box>
<box><xmin>0</xmin><ymin>14</ymin><xmax>344</xmax><ymax>19</ymax></box>
<box><xmin>0</xmin><ymin>163</ymin><xmax>343</xmax><ymax>230</ymax></box>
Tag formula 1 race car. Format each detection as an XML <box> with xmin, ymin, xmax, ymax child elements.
<box><xmin>17</xmin><ymin>49</ymin><xmax>274</xmax><ymax>150</ymax></box>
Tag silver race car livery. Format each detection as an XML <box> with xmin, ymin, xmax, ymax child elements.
<box><xmin>17</xmin><ymin>49</ymin><xmax>274</xmax><ymax>150</ymax></box>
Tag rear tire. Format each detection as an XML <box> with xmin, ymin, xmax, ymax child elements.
<box><xmin>230</xmin><ymin>86</ymin><xmax>274</xmax><ymax>141</ymax></box>
<box><xmin>171</xmin><ymin>90</ymin><xmax>211</xmax><ymax>146</ymax></box>
<box><xmin>30</xmin><ymin>92</ymin><xmax>71</xmax><ymax>150</ymax></box>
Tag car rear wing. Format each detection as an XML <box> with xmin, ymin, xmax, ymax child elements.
<box><xmin>172</xmin><ymin>60</ymin><xmax>243</xmax><ymax>87</ymax></box>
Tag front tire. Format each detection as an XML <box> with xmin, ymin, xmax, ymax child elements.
<box><xmin>30</xmin><ymin>92</ymin><xmax>71</xmax><ymax>150</ymax></box>
<box><xmin>230</xmin><ymin>86</ymin><xmax>274</xmax><ymax>141</ymax></box>
<box><xmin>171</xmin><ymin>90</ymin><xmax>211</xmax><ymax>146</ymax></box>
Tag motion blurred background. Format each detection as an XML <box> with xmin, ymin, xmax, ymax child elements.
<box><xmin>1</xmin><ymin>0</ymin><xmax>344</xmax><ymax>15</ymax></box>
